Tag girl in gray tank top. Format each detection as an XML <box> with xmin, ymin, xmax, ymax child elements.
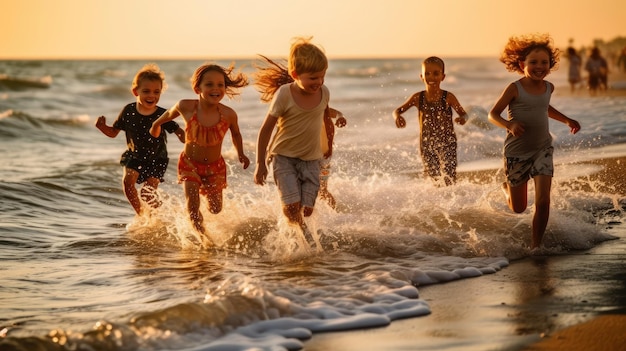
<box><xmin>488</xmin><ymin>33</ymin><xmax>581</xmax><ymax>250</ymax></box>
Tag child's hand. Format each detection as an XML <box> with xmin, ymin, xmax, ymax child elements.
<box><xmin>254</xmin><ymin>163</ymin><xmax>268</xmax><ymax>186</ymax></box>
<box><xmin>239</xmin><ymin>154</ymin><xmax>250</xmax><ymax>169</ymax></box>
<box><xmin>454</xmin><ymin>116</ymin><xmax>467</xmax><ymax>125</ymax></box>
<box><xmin>395</xmin><ymin>116</ymin><xmax>406</xmax><ymax>128</ymax></box>
<box><xmin>95</xmin><ymin>116</ymin><xmax>106</xmax><ymax>128</ymax></box>
<box><xmin>568</xmin><ymin>119</ymin><xmax>581</xmax><ymax>134</ymax></box>
<box><xmin>507</xmin><ymin>121</ymin><xmax>525</xmax><ymax>137</ymax></box>
<box><xmin>176</xmin><ymin>129</ymin><xmax>185</xmax><ymax>143</ymax></box>
<box><xmin>335</xmin><ymin>116</ymin><xmax>347</xmax><ymax>128</ymax></box>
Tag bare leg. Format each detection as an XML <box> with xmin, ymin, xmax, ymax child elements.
<box><xmin>184</xmin><ymin>181</ymin><xmax>206</xmax><ymax>235</ymax></box>
<box><xmin>283</xmin><ymin>202</ymin><xmax>303</xmax><ymax>225</ymax></box>
<box><xmin>123</xmin><ymin>168</ymin><xmax>141</xmax><ymax>215</ymax></box>
<box><xmin>141</xmin><ymin>177</ymin><xmax>162</xmax><ymax>209</ymax></box>
<box><xmin>284</xmin><ymin>202</ymin><xmax>317</xmax><ymax>245</ymax></box>
<box><xmin>503</xmin><ymin>181</ymin><xmax>529</xmax><ymax>214</ymax></box>
<box><xmin>206</xmin><ymin>189</ymin><xmax>223</xmax><ymax>215</ymax></box>
<box><xmin>319</xmin><ymin>179</ymin><xmax>336</xmax><ymax>209</ymax></box>
<box><xmin>531</xmin><ymin>175</ymin><xmax>552</xmax><ymax>249</ymax></box>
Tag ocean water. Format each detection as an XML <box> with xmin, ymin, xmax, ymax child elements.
<box><xmin>0</xmin><ymin>58</ymin><xmax>624</xmax><ymax>351</ymax></box>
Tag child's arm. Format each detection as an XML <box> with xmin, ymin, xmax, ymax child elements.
<box><xmin>488</xmin><ymin>83</ymin><xmax>525</xmax><ymax>137</ymax></box>
<box><xmin>95</xmin><ymin>116</ymin><xmax>120</xmax><ymax>138</ymax></box>
<box><xmin>150</xmin><ymin>103</ymin><xmax>181</xmax><ymax>138</ymax></box>
<box><xmin>548</xmin><ymin>105</ymin><xmax>581</xmax><ymax>134</ymax></box>
<box><xmin>323</xmin><ymin>107</ymin><xmax>334</xmax><ymax>159</ymax></box>
<box><xmin>329</xmin><ymin>107</ymin><xmax>347</xmax><ymax>128</ymax></box>
<box><xmin>227</xmin><ymin>111</ymin><xmax>250</xmax><ymax>169</ymax></box>
<box><xmin>392</xmin><ymin>93</ymin><xmax>418</xmax><ymax>128</ymax></box>
<box><xmin>447</xmin><ymin>93</ymin><xmax>468</xmax><ymax>125</ymax></box>
<box><xmin>254</xmin><ymin>113</ymin><xmax>278</xmax><ymax>186</ymax></box>
<box><xmin>174</xmin><ymin>127</ymin><xmax>185</xmax><ymax>143</ymax></box>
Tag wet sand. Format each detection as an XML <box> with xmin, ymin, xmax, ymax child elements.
<box><xmin>304</xmin><ymin>156</ymin><xmax>626</xmax><ymax>351</ymax></box>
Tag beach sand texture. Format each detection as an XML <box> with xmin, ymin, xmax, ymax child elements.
<box><xmin>305</xmin><ymin>154</ymin><xmax>626</xmax><ymax>351</ymax></box>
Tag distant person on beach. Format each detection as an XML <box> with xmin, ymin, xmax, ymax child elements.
<box><xmin>585</xmin><ymin>47</ymin><xmax>609</xmax><ymax>95</ymax></box>
<box><xmin>95</xmin><ymin>63</ymin><xmax>185</xmax><ymax>216</ymax></box>
<box><xmin>566</xmin><ymin>47</ymin><xmax>582</xmax><ymax>93</ymax></box>
<box><xmin>252</xmin><ymin>55</ymin><xmax>347</xmax><ymax>210</ymax></box>
<box><xmin>150</xmin><ymin>63</ymin><xmax>250</xmax><ymax>241</ymax></box>
<box><xmin>618</xmin><ymin>46</ymin><xmax>626</xmax><ymax>73</ymax></box>
<box><xmin>392</xmin><ymin>56</ymin><xmax>468</xmax><ymax>186</ymax></box>
<box><xmin>488</xmin><ymin>33</ymin><xmax>581</xmax><ymax>250</ymax></box>
<box><xmin>253</xmin><ymin>37</ymin><xmax>331</xmax><ymax>237</ymax></box>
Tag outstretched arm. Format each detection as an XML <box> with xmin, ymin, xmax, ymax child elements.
<box><xmin>95</xmin><ymin>116</ymin><xmax>120</xmax><ymax>138</ymax></box>
<box><xmin>150</xmin><ymin>102</ymin><xmax>181</xmax><ymax>138</ymax></box>
<box><xmin>548</xmin><ymin>105</ymin><xmax>581</xmax><ymax>134</ymax></box>
<box><xmin>228</xmin><ymin>112</ymin><xmax>250</xmax><ymax>169</ymax></box>
<box><xmin>447</xmin><ymin>93</ymin><xmax>468</xmax><ymax>125</ymax></box>
<box><xmin>392</xmin><ymin>93</ymin><xmax>418</xmax><ymax>128</ymax></box>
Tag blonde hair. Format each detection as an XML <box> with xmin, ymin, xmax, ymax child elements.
<box><xmin>499</xmin><ymin>33</ymin><xmax>560</xmax><ymax>74</ymax></box>
<box><xmin>288</xmin><ymin>36</ymin><xmax>328</xmax><ymax>77</ymax></box>
<box><xmin>131</xmin><ymin>63</ymin><xmax>165</xmax><ymax>92</ymax></box>
<box><xmin>190</xmin><ymin>62</ymin><xmax>249</xmax><ymax>99</ymax></box>
<box><xmin>253</xmin><ymin>37</ymin><xmax>327</xmax><ymax>103</ymax></box>
<box><xmin>253</xmin><ymin>55</ymin><xmax>293</xmax><ymax>103</ymax></box>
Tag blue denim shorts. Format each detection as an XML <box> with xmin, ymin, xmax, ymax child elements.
<box><xmin>272</xmin><ymin>154</ymin><xmax>321</xmax><ymax>207</ymax></box>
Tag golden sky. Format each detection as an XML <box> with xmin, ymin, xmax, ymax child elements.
<box><xmin>2</xmin><ymin>0</ymin><xmax>624</xmax><ymax>59</ymax></box>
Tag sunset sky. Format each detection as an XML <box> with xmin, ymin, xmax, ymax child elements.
<box><xmin>2</xmin><ymin>0</ymin><xmax>624</xmax><ymax>59</ymax></box>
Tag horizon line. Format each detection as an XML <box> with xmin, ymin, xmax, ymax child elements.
<box><xmin>0</xmin><ymin>54</ymin><xmax>499</xmax><ymax>61</ymax></box>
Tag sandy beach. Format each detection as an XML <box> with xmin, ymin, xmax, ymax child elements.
<box><xmin>305</xmin><ymin>152</ymin><xmax>626</xmax><ymax>351</ymax></box>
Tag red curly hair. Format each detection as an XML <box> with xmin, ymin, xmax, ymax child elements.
<box><xmin>499</xmin><ymin>33</ymin><xmax>560</xmax><ymax>74</ymax></box>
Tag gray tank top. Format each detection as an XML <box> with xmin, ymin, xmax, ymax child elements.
<box><xmin>504</xmin><ymin>80</ymin><xmax>552</xmax><ymax>158</ymax></box>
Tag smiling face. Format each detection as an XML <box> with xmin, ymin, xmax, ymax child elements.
<box><xmin>293</xmin><ymin>69</ymin><xmax>326</xmax><ymax>95</ymax></box>
<box><xmin>132</xmin><ymin>79</ymin><xmax>162</xmax><ymax>110</ymax></box>
<box><xmin>520</xmin><ymin>48</ymin><xmax>551</xmax><ymax>81</ymax></box>
<box><xmin>195</xmin><ymin>70</ymin><xmax>225</xmax><ymax>102</ymax></box>
<box><xmin>420</xmin><ymin>62</ymin><xmax>445</xmax><ymax>89</ymax></box>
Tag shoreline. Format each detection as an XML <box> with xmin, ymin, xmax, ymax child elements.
<box><xmin>305</xmin><ymin>156</ymin><xmax>626</xmax><ymax>351</ymax></box>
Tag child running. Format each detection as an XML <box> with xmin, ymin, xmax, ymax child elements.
<box><xmin>253</xmin><ymin>37</ymin><xmax>331</xmax><ymax>237</ymax></box>
<box><xmin>96</xmin><ymin>63</ymin><xmax>184</xmax><ymax>216</ymax></box>
<box><xmin>150</xmin><ymin>63</ymin><xmax>250</xmax><ymax>240</ymax></box>
<box><xmin>393</xmin><ymin>56</ymin><xmax>468</xmax><ymax>186</ymax></box>
<box><xmin>488</xmin><ymin>34</ymin><xmax>581</xmax><ymax>249</ymax></box>
<box><xmin>253</xmin><ymin>55</ymin><xmax>347</xmax><ymax>210</ymax></box>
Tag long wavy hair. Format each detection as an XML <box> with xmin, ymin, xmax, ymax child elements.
<box><xmin>191</xmin><ymin>63</ymin><xmax>248</xmax><ymax>99</ymax></box>
<box><xmin>253</xmin><ymin>55</ymin><xmax>293</xmax><ymax>103</ymax></box>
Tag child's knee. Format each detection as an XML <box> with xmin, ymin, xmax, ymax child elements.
<box><xmin>283</xmin><ymin>203</ymin><xmax>302</xmax><ymax>223</ymax></box>
<box><xmin>303</xmin><ymin>206</ymin><xmax>314</xmax><ymax>217</ymax></box>
<box><xmin>207</xmin><ymin>192</ymin><xmax>223</xmax><ymax>214</ymax></box>
<box><xmin>208</xmin><ymin>203</ymin><xmax>222</xmax><ymax>214</ymax></box>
